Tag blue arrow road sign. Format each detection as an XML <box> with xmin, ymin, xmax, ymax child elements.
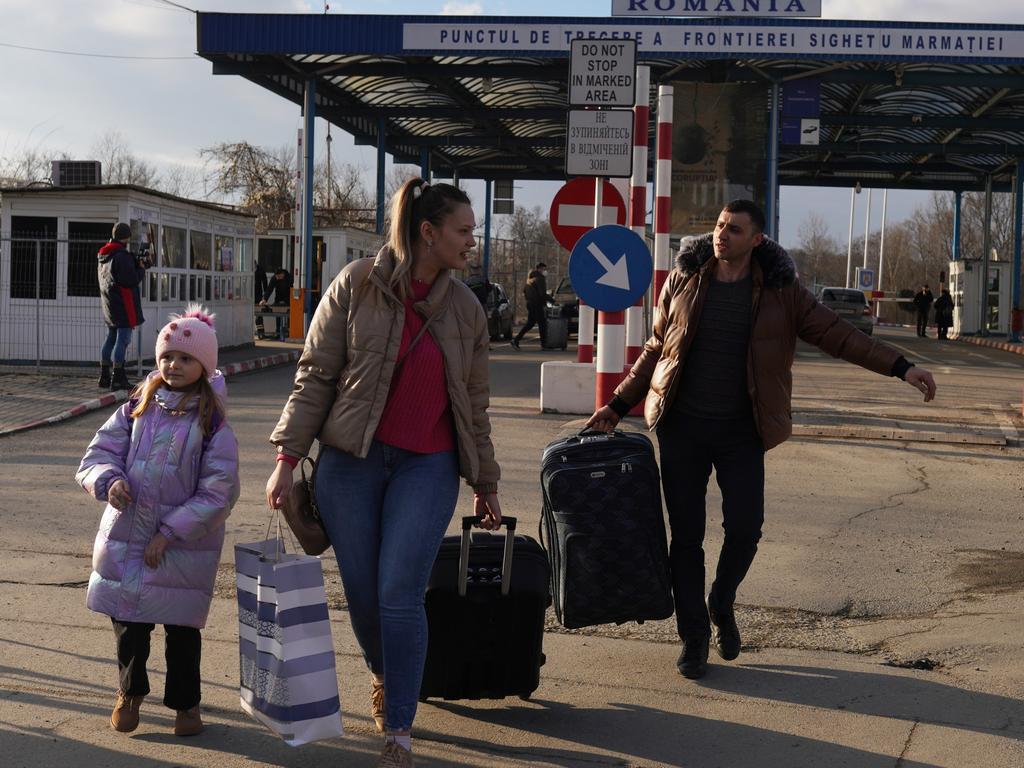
<box><xmin>569</xmin><ymin>224</ymin><xmax>652</xmax><ymax>312</ymax></box>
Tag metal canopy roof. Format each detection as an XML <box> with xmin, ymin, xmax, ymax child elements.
<box><xmin>196</xmin><ymin>14</ymin><xmax>1024</xmax><ymax>192</ymax></box>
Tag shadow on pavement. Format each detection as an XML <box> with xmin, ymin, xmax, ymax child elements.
<box><xmin>419</xmin><ymin>698</ymin><xmax>941</xmax><ymax>768</ymax></box>
<box><xmin>700</xmin><ymin>663</ymin><xmax>1024</xmax><ymax>739</ymax></box>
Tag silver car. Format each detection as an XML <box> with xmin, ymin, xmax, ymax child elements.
<box><xmin>818</xmin><ymin>287</ymin><xmax>874</xmax><ymax>336</ymax></box>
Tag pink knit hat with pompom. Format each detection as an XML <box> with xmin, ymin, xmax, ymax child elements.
<box><xmin>155</xmin><ymin>303</ymin><xmax>218</xmax><ymax>376</ymax></box>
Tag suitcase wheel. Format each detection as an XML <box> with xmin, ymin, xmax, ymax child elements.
<box><xmin>518</xmin><ymin>693</ymin><xmax>532</xmax><ymax>701</ymax></box>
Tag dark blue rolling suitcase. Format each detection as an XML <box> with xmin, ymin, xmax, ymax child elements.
<box><xmin>420</xmin><ymin>516</ymin><xmax>550</xmax><ymax>701</ymax></box>
<box><xmin>541</xmin><ymin>430</ymin><xmax>674</xmax><ymax>630</ymax></box>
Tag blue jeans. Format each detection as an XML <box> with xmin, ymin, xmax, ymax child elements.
<box><xmin>101</xmin><ymin>326</ymin><xmax>134</xmax><ymax>365</ymax></box>
<box><xmin>315</xmin><ymin>442</ymin><xmax>459</xmax><ymax>732</ymax></box>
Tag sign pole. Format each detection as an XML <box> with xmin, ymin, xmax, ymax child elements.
<box><xmin>653</xmin><ymin>84</ymin><xmax>674</xmax><ymax>324</ymax></box>
<box><xmin>625</xmin><ymin>65</ymin><xmax>650</xmax><ymax>369</ymax></box>
<box><xmin>578</xmin><ymin>179</ymin><xmax>603</xmax><ymax>364</ymax></box>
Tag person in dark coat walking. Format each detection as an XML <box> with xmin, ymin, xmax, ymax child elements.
<box><xmin>511</xmin><ymin>262</ymin><xmax>551</xmax><ymax>349</ymax></box>
<box><xmin>934</xmin><ymin>288</ymin><xmax>954</xmax><ymax>339</ymax></box>
<box><xmin>587</xmin><ymin>200</ymin><xmax>937</xmax><ymax>680</ymax></box>
<box><xmin>98</xmin><ymin>222</ymin><xmax>149</xmax><ymax>391</ymax></box>
<box><xmin>913</xmin><ymin>284</ymin><xmax>934</xmax><ymax>337</ymax></box>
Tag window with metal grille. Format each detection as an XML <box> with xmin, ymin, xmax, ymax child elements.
<box><xmin>68</xmin><ymin>221</ymin><xmax>110</xmax><ymax>297</ymax></box>
<box><xmin>10</xmin><ymin>216</ymin><xmax>57</xmax><ymax>300</ymax></box>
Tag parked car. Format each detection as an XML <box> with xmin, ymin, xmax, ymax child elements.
<box><xmin>550</xmin><ymin>276</ymin><xmax>579</xmax><ymax>334</ymax></box>
<box><xmin>817</xmin><ymin>286</ymin><xmax>873</xmax><ymax>336</ymax></box>
<box><xmin>486</xmin><ymin>282</ymin><xmax>514</xmax><ymax>341</ymax></box>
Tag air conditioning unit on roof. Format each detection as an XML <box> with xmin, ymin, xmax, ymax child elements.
<box><xmin>51</xmin><ymin>161</ymin><xmax>102</xmax><ymax>187</ymax></box>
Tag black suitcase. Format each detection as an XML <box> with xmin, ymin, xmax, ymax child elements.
<box><xmin>541</xmin><ymin>429</ymin><xmax>674</xmax><ymax>630</ymax></box>
<box><xmin>420</xmin><ymin>516</ymin><xmax>550</xmax><ymax>701</ymax></box>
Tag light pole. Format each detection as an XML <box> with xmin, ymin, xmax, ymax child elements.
<box><xmin>862</xmin><ymin>187</ymin><xmax>873</xmax><ymax>269</ymax></box>
<box><xmin>846</xmin><ymin>183</ymin><xmax>861</xmax><ymax>288</ymax></box>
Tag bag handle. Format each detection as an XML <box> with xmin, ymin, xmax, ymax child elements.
<box><xmin>458</xmin><ymin>515</ymin><xmax>517</xmax><ymax>598</ymax></box>
<box><xmin>261</xmin><ymin>507</ymin><xmax>290</xmax><ymax>563</ymax></box>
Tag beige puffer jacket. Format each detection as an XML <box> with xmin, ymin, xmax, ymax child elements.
<box><xmin>270</xmin><ymin>248</ymin><xmax>500</xmax><ymax>493</ymax></box>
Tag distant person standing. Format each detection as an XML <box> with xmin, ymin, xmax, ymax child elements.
<box><xmin>934</xmin><ymin>288</ymin><xmax>954</xmax><ymax>339</ymax></box>
<box><xmin>258</xmin><ymin>268</ymin><xmax>294</xmax><ymax>340</ymax></box>
<box><xmin>254</xmin><ymin>262</ymin><xmax>268</xmax><ymax>304</ymax></box>
<box><xmin>511</xmin><ymin>262</ymin><xmax>551</xmax><ymax>349</ymax></box>
<box><xmin>98</xmin><ymin>222</ymin><xmax>150</xmax><ymax>391</ymax></box>
<box><xmin>254</xmin><ymin>262</ymin><xmax>269</xmax><ymax>339</ymax></box>
<box><xmin>913</xmin><ymin>284</ymin><xmax>934</xmax><ymax>337</ymax></box>
<box><xmin>259</xmin><ymin>267</ymin><xmax>293</xmax><ymax>306</ymax></box>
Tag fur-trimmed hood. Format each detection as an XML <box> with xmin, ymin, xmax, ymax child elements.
<box><xmin>676</xmin><ymin>232</ymin><xmax>797</xmax><ymax>289</ymax></box>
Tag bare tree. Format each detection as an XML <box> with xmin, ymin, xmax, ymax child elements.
<box><xmin>795</xmin><ymin>212</ymin><xmax>845</xmax><ymax>288</ymax></box>
<box><xmin>159</xmin><ymin>163</ymin><xmax>205</xmax><ymax>199</ymax></box>
<box><xmin>0</xmin><ymin>144</ymin><xmax>69</xmax><ymax>186</ymax></box>
<box><xmin>201</xmin><ymin>141</ymin><xmax>296</xmax><ymax>232</ymax></box>
<box><xmin>91</xmin><ymin>130</ymin><xmax>158</xmax><ymax>187</ymax></box>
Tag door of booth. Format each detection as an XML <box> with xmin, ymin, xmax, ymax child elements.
<box><xmin>949</xmin><ymin>260</ymin><xmax>1011</xmax><ymax>335</ymax></box>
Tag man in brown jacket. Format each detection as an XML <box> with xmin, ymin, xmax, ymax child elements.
<box><xmin>588</xmin><ymin>200</ymin><xmax>936</xmax><ymax>680</ymax></box>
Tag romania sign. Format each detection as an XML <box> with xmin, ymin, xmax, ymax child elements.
<box><xmin>611</xmin><ymin>0</ymin><xmax>821</xmax><ymax>16</ymax></box>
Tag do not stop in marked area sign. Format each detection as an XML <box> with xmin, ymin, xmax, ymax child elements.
<box><xmin>569</xmin><ymin>225</ymin><xmax>652</xmax><ymax>313</ymax></box>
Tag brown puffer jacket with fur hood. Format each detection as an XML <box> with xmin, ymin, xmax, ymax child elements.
<box><xmin>612</xmin><ymin>233</ymin><xmax>906</xmax><ymax>450</ymax></box>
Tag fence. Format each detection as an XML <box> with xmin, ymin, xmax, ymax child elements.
<box><xmin>481</xmin><ymin>236</ymin><xmax>567</xmax><ymax>323</ymax></box>
<box><xmin>0</xmin><ymin>232</ymin><xmax>143</xmax><ymax>376</ymax></box>
<box><xmin>1</xmin><ymin>231</ymin><xmax>254</xmax><ymax>376</ymax></box>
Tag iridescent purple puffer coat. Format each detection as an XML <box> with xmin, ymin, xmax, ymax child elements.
<box><xmin>76</xmin><ymin>373</ymin><xmax>240</xmax><ymax>628</ymax></box>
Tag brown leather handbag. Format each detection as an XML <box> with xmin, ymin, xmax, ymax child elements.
<box><xmin>283</xmin><ymin>456</ymin><xmax>330</xmax><ymax>556</ymax></box>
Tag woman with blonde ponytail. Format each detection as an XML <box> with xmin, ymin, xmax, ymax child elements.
<box><xmin>266</xmin><ymin>177</ymin><xmax>502</xmax><ymax>767</ymax></box>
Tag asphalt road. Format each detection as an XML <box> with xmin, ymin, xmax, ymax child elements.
<box><xmin>1</xmin><ymin>326</ymin><xmax>1022</xmax><ymax>766</ymax></box>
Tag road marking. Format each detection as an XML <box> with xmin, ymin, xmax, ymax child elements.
<box><xmin>993</xmin><ymin>361</ymin><xmax>1021</xmax><ymax>368</ymax></box>
<box><xmin>993</xmin><ymin>409</ymin><xmax>1020</xmax><ymax>444</ymax></box>
<box><xmin>884</xmin><ymin>341</ymin><xmax>943</xmax><ymax>366</ymax></box>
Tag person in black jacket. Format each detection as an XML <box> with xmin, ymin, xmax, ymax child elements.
<box><xmin>97</xmin><ymin>222</ymin><xmax>149</xmax><ymax>391</ymax></box>
<box><xmin>511</xmin><ymin>263</ymin><xmax>551</xmax><ymax>349</ymax></box>
<box><xmin>259</xmin><ymin>268</ymin><xmax>293</xmax><ymax>306</ymax></box>
<box><xmin>913</xmin><ymin>284</ymin><xmax>934</xmax><ymax>337</ymax></box>
<box><xmin>257</xmin><ymin>268</ymin><xmax>293</xmax><ymax>340</ymax></box>
<box><xmin>934</xmin><ymin>288</ymin><xmax>954</xmax><ymax>339</ymax></box>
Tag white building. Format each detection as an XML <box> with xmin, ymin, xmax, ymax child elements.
<box><xmin>258</xmin><ymin>225</ymin><xmax>382</xmax><ymax>292</ymax></box>
<box><xmin>0</xmin><ymin>184</ymin><xmax>256</xmax><ymax>365</ymax></box>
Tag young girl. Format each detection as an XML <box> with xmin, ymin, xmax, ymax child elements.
<box><xmin>76</xmin><ymin>304</ymin><xmax>240</xmax><ymax>737</ymax></box>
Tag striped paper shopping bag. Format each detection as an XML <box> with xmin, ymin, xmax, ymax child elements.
<box><xmin>235</xmin><ymin>538</ymin><xmax>344</xmax><ymax>746</ymax></box>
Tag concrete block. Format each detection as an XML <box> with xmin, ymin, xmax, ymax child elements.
<box><xmin>540</xmin><ymin>360</ymin><xmax>596</xmax><ymax>414</ymax></box>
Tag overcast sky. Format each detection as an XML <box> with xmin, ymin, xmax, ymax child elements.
<box><xmin>2</xmin><ymin>0</ymin><xmax>1021</xmax><ymax>247</ymax></box>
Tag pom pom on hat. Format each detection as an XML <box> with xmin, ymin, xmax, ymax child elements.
<box><xmin>155</xmin><ymin>303</ymin><xmax>219</xmax><ymax>376</ymax></box>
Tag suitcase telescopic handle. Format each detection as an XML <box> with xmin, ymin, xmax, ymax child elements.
<box><xmin>458</xmin><ymin>516</ymin><xmax>517</xmax><ymax>598</ymax></box>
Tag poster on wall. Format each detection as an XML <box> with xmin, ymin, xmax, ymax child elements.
<box><xmin>670</xmin><ymin>82</ymin><xmax>769</xmax><ymax>236</ymax></box>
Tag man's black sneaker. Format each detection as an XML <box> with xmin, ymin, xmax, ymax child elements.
<box><xmin>676</xmin><ymin>635</ymin><xmax>709</xmax><ymax>679</ymax></box>
<box><xmin>510</xmin><ymin>339</ymin><xmax>520</xmax><ymax>349</ymax></box>
<box><xmin>707</xmin><ymin>592</ymin><xmax>741</xmax><ymax>661</ymax></box>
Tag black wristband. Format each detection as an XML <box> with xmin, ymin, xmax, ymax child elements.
<box><xmin>608</xmin><ymin>395</ymin><xmax>632</xmax><ymax>419</ymax></box>
<box><xmin>891</xmin><ymin>357</ymin><xmax>914</xmax><ymax>380</ymax></box>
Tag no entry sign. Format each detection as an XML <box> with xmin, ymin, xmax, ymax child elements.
<box><xmin>549</xmin><ymin>178</ymin><xmax>627</xmax><ymax>252</ymax></box>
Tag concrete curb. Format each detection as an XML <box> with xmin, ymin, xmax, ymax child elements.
<box><xmin>0</xmin><ymin>350</ymin><xmax>300</xmax><ymax>438</ymax></box>
<box><xmin>948</xmin><ymin>333</ymin><xmax>1024</xmax><ymax>356</ymax></box>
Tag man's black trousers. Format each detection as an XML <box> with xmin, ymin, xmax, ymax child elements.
<box><xmin>111</xmin><ymin>618</ymin><xmax>202</xmax><ymax>710</ymax></box>
<box><xmin>657</xmin><ymin>411</ymin><xmax>765</xmax><ymax>641</ymax></box>
<box><xmin>514</xmin><ymin>305</ymin><xmax>548</xmax><ymax>345</ymax></box>
<box><xmin>916</xmin><ymin>310</ymin><xmax>929</xmax><ymax>336</ymax></box>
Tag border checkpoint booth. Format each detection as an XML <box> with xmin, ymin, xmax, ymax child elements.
<box><xmin>255</xmin><ymin>225</ymin><xmax>382</xmax><ymax>339</ymax></box>
<box><xmin>0</xmin><ymin>183</ymin><xmax>255</xmax><ymax>370</ymax></box>
<box><xmin>195</xmin><ymin>11</ymin><xmax>1024</xmax><ymax>412</ymax></box>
